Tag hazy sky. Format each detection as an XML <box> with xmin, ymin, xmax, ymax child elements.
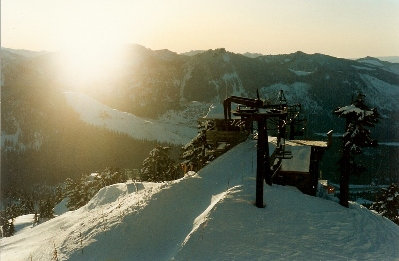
<box><xmin>2</xmin><ymin>0</ymin><xmax>399</xmax><ymax>58</ymax></box>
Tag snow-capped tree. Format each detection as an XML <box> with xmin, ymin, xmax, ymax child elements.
<box><xmin>0</xmin><ymin>210</ymin><xmax>15</xmax><ymax>237</ymax></box>
<box><xmin>100</xmin><ymin>168</ymin><xmax>127</xmax><ymax>186</ymax></box>
<box><xmin>22</xmin><ymin>198</ymin><xmax>35</xmax><ymax>214</ymax></box>
<box><xmin>141</xmin><ymin>146</ymin><xmax>182</xmax><ymax>182</ymax></box>
<box><xmin>181</xmin><ymin>120</ymin><xmax>214</xmax><ymax>172</ymax></box>
<box><xmin>370</xmin><ymin>183</ymin><xmax>399</xmax><ymax>225</ymax></box>
<box><xmin>334</xmin><ymin>93</ymin><xmax>379</xmax><ymax>207</ymax></box>
<box><xmin>65</xmin><ymin>168</ymin><xmax>128</xmax><ymax>211</ymax></box>
<box><xmin>68</xmin><ymin>174</ymin><xmax>99</xmax><ymax>210</ymax></box>
<box><xmin>54</xmin><ymin>184</ymin><xmax>65</xmax><ymax>205</ymax></box>
<box><xmin>64</xmin><ymin>177</ymin><xmax>76</xmax><ymax>192</ymax></box>
<box><xmin>182</xmin><ymin>131</ymin><xmax>208</xmax><ymax>172</ymax></box>
<box><xmin>66</xmin><ymin>177</ymin><xmax>86</xmax><ymax>211</ymax></box>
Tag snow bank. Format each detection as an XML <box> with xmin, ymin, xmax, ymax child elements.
<box><xmin>13</xmin><ymin>214</ymin><xmax>35</xmax><ymax>235</ymax></box>
<box><xmin>175</xmin><ymin>184</ymin><xmax>399</xmax><ymax>261</ymax></box>
<box><xmin>0</xmin><ymin>181</ymin><xmax>165</xmax><ymax>261</ymax></box>
<box><xmin>85</xmin><ymin>183</ymin><xmax>128</xmax><ymax>210</ymax></box>
<box><xmin>182</xmin><ymin>187</ymin><xmax>238</xmax><ymax>245</ymax></box>
<box><xmin>54</xmin><ymin>198</ymin><xmax>69</xmax><ymax>216</ymax></box>
<box><xmin>2</xmin><ymin>141</ymin><xmax>399</xmax><ymax>261</ymax></box>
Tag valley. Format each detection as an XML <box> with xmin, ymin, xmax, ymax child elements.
<box><xmin>1</xmin><ymin>45</ymin><xmax>398</xmax><ymax>193</ymax></box>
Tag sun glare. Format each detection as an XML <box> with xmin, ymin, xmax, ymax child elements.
<box><xmin>54</xmin><ymin>4</ymin><xmax>128</xmax><ymax>90</ymax></box>
<box><xmin>58</xmin><ymin>44</ymin><xmax>124</xmax><ymax>87</ymax></box>
<box><xmin>56</xmin><ymin>35</ymin><xmax>127</xmax><ymax>90</ymax></box>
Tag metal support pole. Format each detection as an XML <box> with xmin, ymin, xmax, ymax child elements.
<box><xmin>263</xmin><ymin>120</ymin><xmax>272</xmax><ymax>186</ymax></box>
<box><xmin>256</xmin><ymin>120</ymin><xmax>266</xmax><ymax>208</ymax></box>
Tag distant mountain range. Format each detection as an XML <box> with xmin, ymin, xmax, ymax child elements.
<box><xmin>1</xmin><ymin>45</ymin><xmax>399</xmax><ymax>188</ymax></box>
<box><xmin>64</xmin><ymin>45</ymin><xmax>398</xmax><ymax>138</ymax></box>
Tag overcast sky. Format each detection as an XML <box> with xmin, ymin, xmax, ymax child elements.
<box><xmin>2</xmin><ymin>0</ymin><xmax>399</xmax><ymax>58</ymax></box>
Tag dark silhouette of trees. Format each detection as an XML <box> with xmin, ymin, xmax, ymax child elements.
<box><xmin>370</xmin><ymin>183</ymin><xmax>399</xmax><ymax>225</ymax></box>
<box><xmin>141</xmin><ymin>146</ymin><xmax>183</xmax><ymax>182</ymax></box>
<box><xmin>0</xmin><ymin>210</ymin><xmax>15</xmax><ymax>237</ymax></box>
<box><xmin>181</xmin><ymin>120</ymin><xmax>213</xmax><ymax>172</ymax></box>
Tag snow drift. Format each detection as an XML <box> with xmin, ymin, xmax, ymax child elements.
<box><xmin>1</xmin><ymin>140</ymin><xmax>398</xmax><ymax>260</ymax></box>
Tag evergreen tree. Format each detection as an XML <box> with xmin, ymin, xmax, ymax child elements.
<box><xmin>100</xmin><ymin>168</ymin><xmax>127</xmax><ymax>186</ymax></box>
<box><xmin>9</xmin><ymin>220</ymin><xmax>15</xmax><ymax>236</ymax></box>
<box><xmin>0</xmin><ymin>210</ymin><xmax>15</xmax><ymax>237</ymax></box>
<box><xmin>33</xmin><ymin>211</ymin><xmax>39</xmax><ymax>225</ymax></box>
<box><xmin>24</xmin><ymin>198</ymin><xmax>35</xmax><ymax>214</ymax></box>
<box><xmin>370</xmin><ymin>183</ymin><xmax>399</xmax><ymax>225</ymax></box>
<box><xmin>64</xmin><ymin>178</ymin><xmax>77</xmax><ymax>198</ymax></box>
<box><xmin>65</xmin><ymin>168</ymin><xmax>128</xmax><ymax>211</ymax></box>
<box><xmin>334</xmin><ymin>93</ymin><xmax>379</xmax><ymax>207</ymax></box>
<box><xmin>70</xmin><ymin>176</ymin><xmax>90</xmax><ymax>210</ymax></box>
<box><xmin>182</xmin><ymin>131</ymin><xmax>207</xmax><ymax>172</ymax></box>
<box><xmin>181</xmin><ymin>120</ymin><xmax>213</xmax><ymax>172</ymax></box>
<box><xmin>55</xmin><ymin>184</ymin><xmax>65</xmax><ymax>205</ymax></box>
<box><xmin>141</xmin><ymin>146</ymin><xmax>182</xmax><ymax>182</ymax></box>
<box><xmin>65</xmin><ymin>178</ymin><xmax>82</xmax><ymax>210</ymax></box>
<box><xmin>0</xmin><ymin>211</ymin><xmax>9</xmax><ymax>237</ymax></box>
<box><xmin>6</xmin><ymin>204</ymin><xmax>19</xmax><ymax>219</ymax></box>
<box><xmin>38</xmin><ymin>198</ymin><xmax>54</xmax><ymax>220</ymax></box>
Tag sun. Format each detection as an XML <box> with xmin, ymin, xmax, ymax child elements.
<box><xmin>54</xmin><ymin>7</ymin><xmax>128</xmax><ymax>90</ymax></box>
<box><xmin>59</xmin><ymin>44</ymin><xmax>124</xmax><ymax>85</ymax></box>
<box><xmin>57</xmin><ymin>36</ymin><xmax>126</xmax><ymax>90</ymax></box>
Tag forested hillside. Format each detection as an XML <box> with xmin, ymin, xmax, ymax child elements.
<box><xmin>2</xmin><ymin>46</ymin><xmax>399</xmax><ymax>191</ymax></box>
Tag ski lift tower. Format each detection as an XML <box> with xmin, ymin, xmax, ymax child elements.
<box><xmin>224</xmin><ymin>94</ymin><xmax>289</xmax><ymax>208</ymax></box>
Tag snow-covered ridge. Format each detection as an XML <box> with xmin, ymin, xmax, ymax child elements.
<box><xmin>222</xmin><ymin>72</ymin><xmax>246</xmax><ymax>97</ymax></box>
<box><xmin>158</xmin><ymin>100</ymin><xmax>210</xmax><ymax>128</ymax></box>
<box><xmin>289</xmin><ymin>68</ymin><xmax>313</xmax><ymax>76</ymax></box>
<box><xmin>2</xmin><ymin>140</ymin><xmax>398</xmax><ymax>260</ymax></box>
<box><xmin>209</xmin><ymin>71</ymin><xmax>247</xmax><ymax>100</ymax></box>
<box><xmin>64</xmin><ymin>92</ymin><xmax>197</xmax><ymax>145</ymax></box>
<box><xmin>351</xmin><ymin>65</ymin><xmax>375</xmax><ymax>71</ymax></box>
<box><xmin>260</xmin><ymin>82</ymin><xmax>322</xmax><ymax>114</ymax></box>
<box><xmin>359</xmin><ymin>74</ymin><xmax>399</xmax><ymax>112</ymax></box>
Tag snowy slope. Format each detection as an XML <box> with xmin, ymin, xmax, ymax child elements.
<box><xmin>12</xmin><ymin>214</ymin><xmax>36</xmax><ymax>236</ymax></box>
<box><xmin>260</xmin><ymin>82</ymin><xmax>322</xmax><ymax>114</ymax></box>
<box><xmin>1</xmin><ymin>140</ymin><xmax>399</xmax><ymax>260</ymax></box>
<box><xmin>64</xmin><ymin>92</ymin><xmax>197</xmax><ymax>145</ymax></box>
<box><xmin>359</xmin><ymin>74</ymin><xmax>399</xmax><ymax>112</ymax></box>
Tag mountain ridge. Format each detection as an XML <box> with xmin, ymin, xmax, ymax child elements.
<box><xmin>1</xmin><ymin>45</ymin><xmax>399</xmax><ymax>188</ymax></box>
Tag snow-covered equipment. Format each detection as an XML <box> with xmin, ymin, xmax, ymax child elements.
<box><xmin>219</xmin><ymin>90</ymin><xmax>330</xmax><ymax>207</ymax></box>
